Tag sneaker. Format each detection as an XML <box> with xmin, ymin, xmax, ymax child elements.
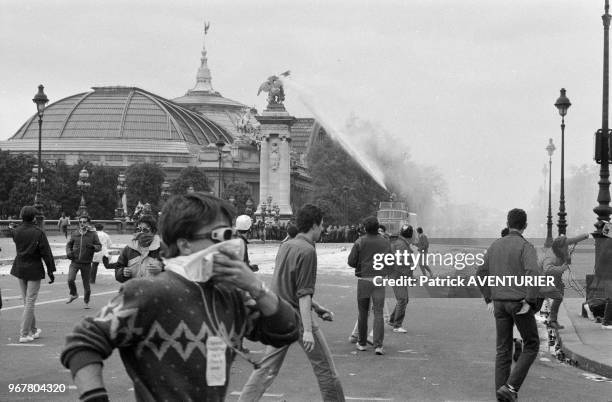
<box><xmin>393</xmin><ymin>327</ymin><xmax>408</xmax><ymax>333</ymax></box>
<box><xmin>496</xmin><ymin>384</ymin><xmax>517</xmax><ymax>402</ymax></box>
<box><xmin>512</xmin><ymin>338</ymin><xmax>522</xmax><ymax>362</ymax></box>
<box><xmin>84</xmin><ymin>302</ymin><xmax>91</xmax><ymax>309</ymax></box>
<box><xmin>66</xmin><ymin>294</ymin><xmax>78</xmax><ymax>304</ymax></box>
<box><xmin>19</xmin><ymin>335</ymin><xmax>34</xmax><ymax>343</ymax></box>
<box><xmin>30</xmin><ymin>328</ymin><xmax>42</xmax><ymax>339</ymax></box>
<box><xmin>375</xmin><ymin>347</ymin><xmax>385</xmax><ymax>355</ymax></box>
<box><xmin>386</xmin><ymin>321</ymin><xmax>394</xmax><ymax>328</ymax></box>
<box><xmin>348</xmin><ymin>335</ymin><xmax>358</xmax><ymax>344</ymax></box>
<box><xmin>602</xmin><ymin>323</ymin><xmax>612</xmax><ymax>329</ymax></box>
<box><xmin>549</xmin><ymin>321</ymin><xmax>564</xmax><ymax>330</ymax></box>
<box><xmin>356</xmin><ymin>344</ymin><xmax>367</xmax><ymax>351</ymax></box>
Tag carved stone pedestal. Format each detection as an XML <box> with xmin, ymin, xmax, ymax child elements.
<box><xmin>256</xmin><ymin>104</ymin><xmax>295</xmax><ymax>220</ymax></box>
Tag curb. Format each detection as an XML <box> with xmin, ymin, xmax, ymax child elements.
<box><xmin>556</xmin><ymin>301</ymin><xmax>612</xmax><ymax>378</ymax></box>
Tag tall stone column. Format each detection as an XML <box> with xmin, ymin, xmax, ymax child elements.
<box><xmin>258</xmin><ymin>137</ymin><xmax>269</xmax><ymax>210</ymax></box>
<box><xmin>256</xmin><ymin>104</ymin><xmax>295</xmax><ymax>220</ymax></box>
<box><xmin>278</xmin><ymin>135</ymin><xmax>291</xmax><ymax>215</ymax></box>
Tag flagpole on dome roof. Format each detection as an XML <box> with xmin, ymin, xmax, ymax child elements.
<box><xmin>188</xmin><ymin>21</ymin><xmax>214</xmax><ymax>94</ymax></box>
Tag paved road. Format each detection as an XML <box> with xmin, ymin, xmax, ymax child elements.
<box><xmin>0</xmin><ymin>244</ymin><xmax>610</xmax><ymax>401</ymax></box>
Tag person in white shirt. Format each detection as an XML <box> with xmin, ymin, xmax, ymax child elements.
<box><xmin>90</xmin><ymin>223</ymin><xmax>112</xmax><ymax>284</ymax></box>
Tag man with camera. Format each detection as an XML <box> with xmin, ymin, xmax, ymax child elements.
<box><xmin>61</xmin><ymin>193</ymin><xmax>299</xmax><ymax>401</ymax></box>
<box><xmin>66</xmin><ymin>215</ymin><xmax>101</xmax><ymax>309</ymax></box>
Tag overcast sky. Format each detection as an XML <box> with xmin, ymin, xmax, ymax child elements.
<box><xmin>0</xmin><ymin>0</ymin><xmax>606</xmax><ymax>214</ymax></box>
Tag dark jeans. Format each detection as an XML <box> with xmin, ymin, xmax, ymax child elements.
<box><xmin>357</xmin><ymin>279</ymin><xmax>385</xmax><ymax>348</ymax></box>
<box><xmin>494</xmin><ymin>300</ymin><xmax>539</xmax><ymax>392</ymax></box>
<box><xmin>388</xmin><ymin>272</ymin><xmax>409</xmax><ymax>328</ymax></box>
<box><xmin>68</xmin><ymin>262</ymin><xmax>91</xmax><ymax>303</ymax></box>
<box><xmin>90</xmin><ymin>262</ymin><xmax>99</xmax><ymax>284</ymax></box>
<box><xmin>542</xmin><ymin>287</ymin><xmax>563</xmax><ymax>322</ymax></box>
<box><xmin>419</xmin><ymin>251</ymin><xmax>433</xmax><ymax>276</ymax></box>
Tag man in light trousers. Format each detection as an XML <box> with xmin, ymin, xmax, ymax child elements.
<box><xmin>239</xmin><ymin>204</ymin><xmax>345</xmax><ymax>402</ymax></box>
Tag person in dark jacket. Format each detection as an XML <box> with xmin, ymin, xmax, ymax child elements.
<box><xmin>416</xmin><ymin>227</ymin><xmax>433</xmax><ymax>277</ymax></box>
<box><xmin>387</xmin><ymin>224</ymin><xmax>414</xmax><ymax>333</ymax></box>
<box><xmin>61</xmin><ymin>192</ymin><xmax>299</xmax><ymax>402</ymax></box>
<box><xmin>476</xmin><ymin>209</ymin><xmax>542</xmax><ymax>402</ymax></box>
<box><xmin>66</xmin><ymin>215</ymin><xmax>101</xmax><ymax>308</ymax></box>
<box><xmin>10</xmin><ymin>205</ymin><xmax>56</xmax><ymax>343</ymax></box>
<box><xmin>348</xmin><ymin>216</ymin><xmax>392</xmax><ymax>355</ymax></box>
<box><xmin>105</xmin><ymin>215</ymin><xmax>163</xmax><ymax>282</ymax></box>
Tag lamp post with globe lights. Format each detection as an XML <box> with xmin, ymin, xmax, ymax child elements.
<box><xmin>161</xmin><ymin>180</ymin><xmax>171</xmax><ymax>204</ymax></box>
<box><xmin>257</xmin><ymin>195</ymin><xmax>280</xmax><ymax>242</ymax></box>
<box><xmin>245</xmin><ymin>197</ymin><xmax>254</xmax><ymax>217</ymax></box>
<box><xmin>593</xmin><ymin>1</ymin><xmax>612</xmax><ymax>300</ymax></box>
<box><xmin>77</xmin><ymin>168</ymin><xmax>91</xmax><ymax>217</ymax></box>
<box><xmin>554</xmin><ymin>88</ymin><xmax>571</xmax><ymax>236</ymax></box>
<box><xmin>208</xmin><ymin>141</ymin><xmax>230</xmax><ymax>198</ymax></box>
<box><xmin>29</xmin><ymin>164</ymin><xmax>46</xmax><ymax>200</ymax></box>
<box><xmin>115</xmin><ymin>173</ymin><xmax>127</xmax><ymax>220</ymax></box>
<box><xmin>32</xmin><ymin>85</ymin><xmax>49</xmax><ymax>226</ymax></box>
<box><xmin>545</xmin><ymin>139</ymin><xmax>556</xmax><ymax>248</ymax></box>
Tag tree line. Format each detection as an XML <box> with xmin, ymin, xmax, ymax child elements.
<box><xmin>0</xmin><ymin>149</ymin><xmax>251</xmax><ymax>220</ymax></box>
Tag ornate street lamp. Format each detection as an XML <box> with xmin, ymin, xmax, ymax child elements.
<box><xmin>245</xmin><ymin>197</ymin><xmax>254</xmax><ymax>216</ymax></box>
<box><xmin>32</xmin><ymin>85</ymin><xmax>49</xmax><ymax>226</ymax></box>
<box><xmin>161</xmin><ymin>180</ymin><xmax>171</xmax><ymax>203</ymax></box>
<box><xmin>257</xmin><ymin>195</ymin><xmax>278</xmax><ymax>242</ymax></box>
<box><xmin>545</xmin><ymin>139</ymin><xmax>556</xmax><ymax>248</ymax></box>
<box><xmin>554</xmin><ymin>88</ymin><xmax>571</xmax><ymax>236</ymax></box>
<box><xmin>593</xmin><ymin>1</ymin><xmax>612</xmax><ymax>302</ymax></box>
<box><xmin>115</xmin><ymin>173</ymin><xmax>127</xmax><ymax>220</ymax></box>
<box><xmin>77</xmin><ymin>168</ymin><xmax>91</xmax><ymax>216</ymax></box>
<box><xmin>215</xmin><ymin>140</ymin><xmax>225</xmax><ymax>198</ymax></box>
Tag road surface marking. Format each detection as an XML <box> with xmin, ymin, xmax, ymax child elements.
<box><xmin>3</xmin><ymin>291</ymin><xmax>51</xmax><ymax>300</ymax></box>
<box><xmin>6</xmin><ymin>343</ymin><xmax>45</xmax><ymax>347</ymax></box>
<box><xmin>388</xmin><ymin>356</ymin><xmax>429</xmax><ymax>361</ymax></box>
<box><xmin>319</xmin><ymin>284</ymin><xmax>351</xmax><ymax>288</ymax></box>
<box><xmin>346</xmin><ymin>398</ymin><xmax>394</xmax><ymax>401</ymax></box>
<box><xmin>230</xmin><ymin>392</ymin><xmax>284</xmax><ymax>397</ymax></box>
<box><xmin>1</xmin><ymin>290</ymin><xmax>118</xmax><ymax>311</ymax></box>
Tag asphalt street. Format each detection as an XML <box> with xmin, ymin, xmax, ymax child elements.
<box><xmin>0</xmin><ymin>243</ymin><xmax>610</xmax><ymax>401</ymax></box>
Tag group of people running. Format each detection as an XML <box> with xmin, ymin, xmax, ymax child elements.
<box><xmin>6</xmin><ymin>197</ymin><xmax>587</xmax><ymax>402</ymax></box>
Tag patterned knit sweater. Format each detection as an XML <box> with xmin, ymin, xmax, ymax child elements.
<box><xmin>60</xmin><ymin>270</ymin><xmax>299</xmax><ymax>401</ymax></box>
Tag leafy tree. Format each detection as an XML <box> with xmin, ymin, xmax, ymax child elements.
<box><xmin>125</xmin><ymin>163</ymin><xmax>165</xmax><ymax>214</ymax></box>
<box><xmin>0</xmin><ymin>150</ymin><xmax>36</xmax><ymax>217</ymax></box>
<box><xmin>308</xmin><ymin>135</ymin><xmax>387</xmax><ymax>225</ymax></box>
<box><xmin>170</xmin><ymin>166</ymin><xmax>210</xmax><ymax>194</ymax></box>
<box><xmin>223</xmin><ymin>181</ymin><xmax>252</xmax><ymax>214</ymax></box>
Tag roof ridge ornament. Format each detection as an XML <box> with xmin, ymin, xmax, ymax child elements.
<box><xmin>188</xmin><ymin>20</ymin><xmax>215</xmax><ymax>94</ymax></box>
